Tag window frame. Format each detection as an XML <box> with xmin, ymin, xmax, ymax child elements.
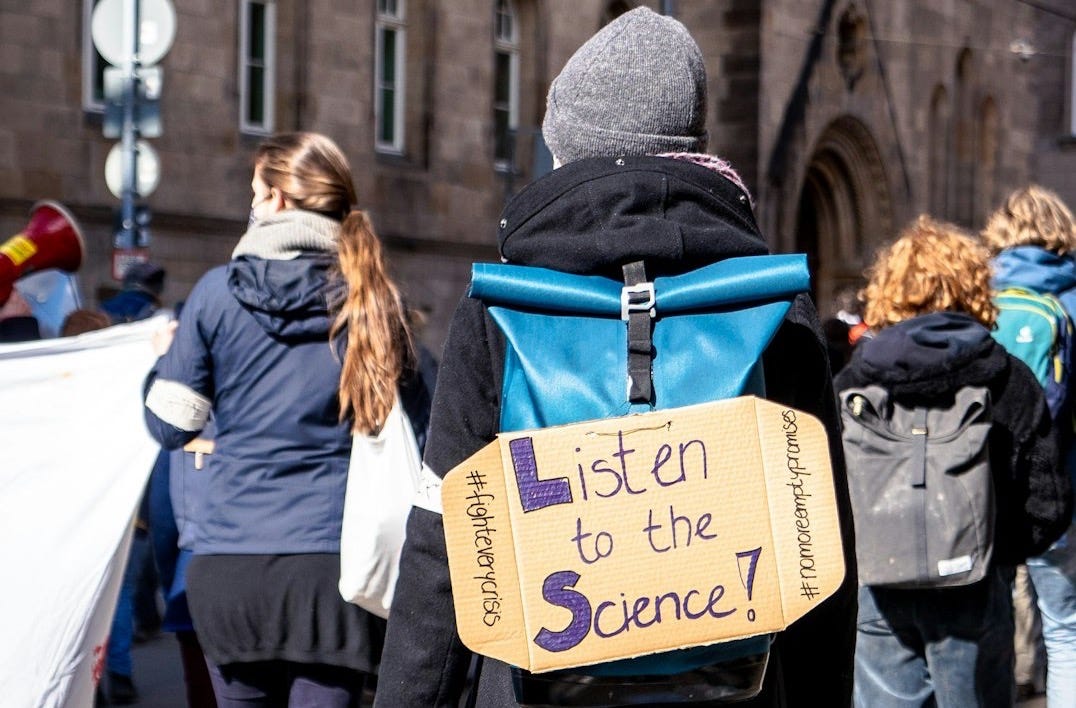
<box><xmin>493</xmin><ymin>0</ymin><xmax>520</xmax><ymax>170</ymax></box>
<box><xmin>928</xmin><ymin>84</ymin><xmax>950</xmax><ymax>218</ymax></box>
<box><xmin>1070</xmin><ymin>30</ymin><xmax>1076</xmax><ymax>136</ymax></box>
<box><xmin>82</xmin><ymin>0</ymin><xmax>107</xmax><ymax>112</ymax></box>
<box><xmin>375</xmin><ymin>0</ymin><xmax>407</xmax><ymax>154</ymax></box>
<box><xmin>238</xmin><ymin>0</ymin><xmax>276</xmax><ymax>135</ymax></box>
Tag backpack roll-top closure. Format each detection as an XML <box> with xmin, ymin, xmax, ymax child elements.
<box><xmin>470</xmin><ymin>254</ymin><xmax>810</xmax><ymax>315</ymax></box>
<box><xmin>842</xmin><ymin>386</ymin><xmax>991</xmax><ymax>446</ymax></box>
<box><xmin>470</xmin><ymin>254</ymin><xmax>810</xmax><ymax>432</ymax></box>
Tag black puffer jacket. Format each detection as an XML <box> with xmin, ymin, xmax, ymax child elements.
<box><xmin>834</xmin><ymin>312</ymin><xmax>1071</xmax><ymax>565</ymax></box>
<box><xmin>376</xmin><ymin>156</ymin><xmax>858</xmax><ymax>707</ymax></box>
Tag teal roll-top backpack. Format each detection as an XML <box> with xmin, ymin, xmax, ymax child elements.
<box><xmin>469</xmin><ymin>253</ymin><xmax>810</xmax><ymax>706</ymax></box>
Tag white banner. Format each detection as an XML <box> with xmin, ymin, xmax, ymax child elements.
<box><xmin>0</xmin><ymin>317</ymin><xmax>165</xmax><ymax>707</ymax></box>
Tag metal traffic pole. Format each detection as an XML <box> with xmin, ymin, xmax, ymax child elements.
<box><xmin>118</xmin><ymin>0</ymin><xmax>141</xmax><ymax>251</ymax></box>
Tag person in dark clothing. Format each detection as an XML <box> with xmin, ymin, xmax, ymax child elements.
<box><xmin>983</xmin><ymin>185</ymin><xmax>1076</xmax><ymax>705</ymax></box>
<box><xmin>834</xmin><ymin>216</ymin><xmax>1072</xmax><ymax>707</ymax></box>
<box><xmin>0</xmin><ymin>289</ymin><xmax>41</xmax><ymax>342</ymax></box>
<box><xmin>823</xmin><ymin>317</ymin><xmax>853</xmax><ymax>376</ymax></box>
<box><xmin>144</xmin><ymin>132</ymin><xmax>431</xmax><ymax>708</ymax></box>
<box><xmin>101</xmin><ymin>262</ymin><xmax>166</xmax><ymax>324</ymax></box>
<box><xmin>100</xmin><ymin>264</ymin><xmax>169</xmax><ymax>705</ymax></box>
<box><xmin>376</xmin><ymin>8</ymin><xmax>858</xmax><ymax>707</ymax></box>
<box><xmin>144</xmin><ymin>302</ymin><xmax>219</xmax><ymax>708</ymax></box>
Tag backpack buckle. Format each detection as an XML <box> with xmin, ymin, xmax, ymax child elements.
<box><xmin>621</xmin><ymin>282</ymin><xmax>656</xmax><ymax>321</ymax></box>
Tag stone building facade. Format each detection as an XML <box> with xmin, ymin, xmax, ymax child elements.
<box><xmin>741</xmin><ymin>0</ymin><xmax>1076</xmax><ymax>312</ymax></box>
<box><xmin>1030</xmin><ymin>0</ymin><xmax>1076</xmax><ymax>209</ymax></box>
<box><xmin>1</xmin><ymin>0</ymin><xmax>1074</xmax><ymax>352</ymax></box>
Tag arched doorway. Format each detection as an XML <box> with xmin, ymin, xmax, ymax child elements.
<box><xmin>795</xmin><ymin>116</ymin><xmax>893</xmax><ymax>317</ymax></box>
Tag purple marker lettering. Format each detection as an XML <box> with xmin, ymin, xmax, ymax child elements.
<box><xmin>510</xmin><ymin>436</ymin><xmax>572</xmax><ymax>513</ymax></box>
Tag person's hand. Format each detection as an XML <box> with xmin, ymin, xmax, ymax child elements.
<box><xmin>152</xmin><ymin>320</ymin><xmax>178</xmax><ymax>356</ymax></box>
<box><xmin>0</xmin><ymin>290</ymin><xmax>33</xmax><ymax>321</ymax></box>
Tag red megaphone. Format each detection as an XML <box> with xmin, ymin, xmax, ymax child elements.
<box><xmin>0</xmin><ymin>201</ymin><xmax>85</xmax><ymax>304</ymax></box>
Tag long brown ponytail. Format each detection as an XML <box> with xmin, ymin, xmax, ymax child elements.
<box><xmin>331</xmin><ymin>209</ymin><xmax>414</xmax><ymax>434</ymax></box>
<box><xmin>253</xmin><ymin>132</ymin><xmax>412</xmax><ymax>433</ymax></box>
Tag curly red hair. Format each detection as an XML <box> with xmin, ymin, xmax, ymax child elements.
<box><xmin>862</xmin><ymin>215</ymin><xmax>997</xmax><ymax>330</ymax></box>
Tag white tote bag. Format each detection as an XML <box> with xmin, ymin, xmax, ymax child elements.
<box><xmin>339</xmin><ymin>396</ymin><xmax>423</xmax><ymax>618</ymax></box>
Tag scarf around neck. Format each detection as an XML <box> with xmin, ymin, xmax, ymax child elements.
<box><xmin>231</xmin><ymin>209</ymin><xmax>340</xmax><ymax>261</ymax></box>
<box><xmin>657</xmin><ymin>152</ymin><xmax>754</xmax><ymax>207</ymax></box>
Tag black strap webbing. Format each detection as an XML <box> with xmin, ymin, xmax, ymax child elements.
<box><xmin>911</xmin><ymin>407</ymin><xmax>928</xmax><ymax>488</ymax></box>
<box><xmin>911</xmin><ymin>406</ymin><xmax>929</xmax><ymax>579</ymax></box>
<box><xmin>623</xmin><ymin>261</ymin><xmax>654</xmax><ymax>404</ymax></box>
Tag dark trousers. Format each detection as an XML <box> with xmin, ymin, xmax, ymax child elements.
<box><xmin>206</xmin><ymin>660</ymin><xmax>367</xmax><ymax>708</ymax></box>
<box><xmin>177</xmin><ymin>631</ymin><xmax>217</xmax><ymax>708</ymax></box>
<box><xmin>853</xmin><ymin>566</ymin><xmax>1015</xmax><ymax>707</ymax></box>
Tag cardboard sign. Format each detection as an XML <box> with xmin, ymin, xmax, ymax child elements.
<box><xmin>442</xmin><ymin>396</ymin><xmax>844</xmax><ymax>673</ymax></box>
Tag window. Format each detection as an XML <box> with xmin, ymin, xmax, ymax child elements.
<box><xmin>82</xmin><ymin>0</ymin><xmax>107</xmax><ymax>111</ymax></box>
<box><xmin>953</xmin><ymin>49</ymin><xmax>975</xmax><ymax>226</ymax></box>
<box><xmin>928</xmin><ymin>85</ymin><xmax>950</xmax><ymax>218</ymax></box>
<box><xmin>1071</xmin><ymin>31</ymin><xmax>1076</xmax><ymax>135</ymax></box>
<box><xmin>976</xmin><ymin>97</ymin><xmax>998</xmax><ymax>225</ymax></box>
<box><xmin>375</xmin><ymin>0</ymin><xmax>406</xmax><ymax>153</ymax></box>
<box><xmin>493</xmin><ymin>0</ymin><xmax>519</xmax><ymax>168</ymax></box>
<box><xmin>239</xmin><ymin>0</ymin><xmax>276</xmax><ymax>134</ymax></box>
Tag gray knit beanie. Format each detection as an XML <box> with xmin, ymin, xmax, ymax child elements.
<box><xmin>542</xmin><ymin>7</ymin><xmax>708</xmax><ymax>165</ymax></box>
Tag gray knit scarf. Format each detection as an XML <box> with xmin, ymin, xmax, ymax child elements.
<box><xmin>231</xmin><ymin>209</ymin><xmax>340</xmax><ymax>261</ymax></box>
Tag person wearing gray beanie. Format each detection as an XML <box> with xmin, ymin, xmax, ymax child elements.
<box><xmin>543</xmin><ymin>6</ymin><xmax>708</xmax><ymax>165</ymax></box>
<box><xmin>375</xmin><ymin>9</ymin><xmax>857</xmax><ymax>708</ymax></box>
<box><xmin>542</xmin><ymin>7</ymin><xmax>754</xmax><ymax>203</ymax></box>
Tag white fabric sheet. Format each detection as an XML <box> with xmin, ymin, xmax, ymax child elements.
<box><xmin>0</xmin><ymin>317</ymin><xmax>165</xmax><ymax>707</ymax></box>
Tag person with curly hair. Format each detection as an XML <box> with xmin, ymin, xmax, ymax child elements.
<box><xmin>983</xmin><ymin>185</ymin><xmax>1076</xmax><ymax>705</ymax></box>
<box><xmin>835</xmin><ymin>215</ymin><xmax>1071</xmax><ymax>707</ymax></box>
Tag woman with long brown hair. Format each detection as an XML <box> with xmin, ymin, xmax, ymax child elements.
<box><xmin>144</xmin><ymin>132</ymin><xmax>431</xmax><ymax>707</ymax></box>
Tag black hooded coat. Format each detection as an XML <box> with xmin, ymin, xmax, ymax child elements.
<box><xmin>834</xmin><ymin>311</ymin><xmax>1071</xmax><ymax>566</ymax></box>
<box><xmin>376</xmin><ymin>156</ymin><xmax>858</xmax><ymax>707</ymax></box>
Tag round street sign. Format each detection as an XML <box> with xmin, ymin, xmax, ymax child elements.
<box><xmin>105</xmin><ymin>140</ymin><xmax>161</xmax><ymax>198</ymax></box>
<box><xmin>92</xmin><ymin>0</ymin><xmax>177</xmax><ymax>67</ymax></box>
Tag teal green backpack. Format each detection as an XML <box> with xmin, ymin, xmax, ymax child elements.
<box><xmin>992</xmin><ymin>287</ymin><xmax>1073</xmax><ymax>419</ymax></box>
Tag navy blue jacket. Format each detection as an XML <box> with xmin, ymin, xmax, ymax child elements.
<box><xmin>101</xmin><ymin>289</ymin><xmax>159</xmax><ymax>324</ymax></box>
<box><xmin>144</xmin><ymin>253</ymin><xmax>355</xmax><ymax>555</ymax></box>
